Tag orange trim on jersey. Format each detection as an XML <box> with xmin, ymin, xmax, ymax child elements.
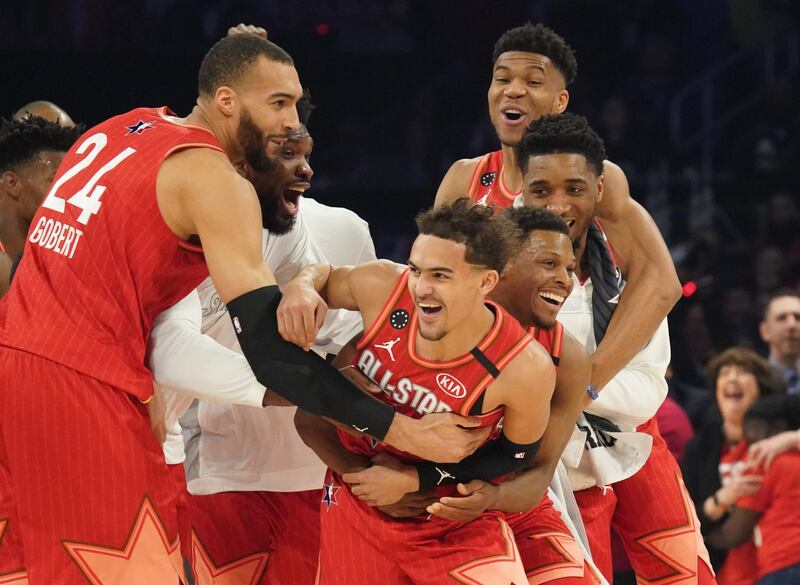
<box><xmin>497</xmin><ymin>154</ymin><xmax>521</xmax><ymax>202</ymax></box>
<box><xmin>407</xmin><ymin>300</ymin><xmax>505</xmax><ymax>369</ymax></box>
<box><xmin>467</xmin><ymin>153</ymin><xmax>493</xmax><ymax>199</ymax></box>
<box><xmin>0</xmin><ymin>240</ymin><xmax>5</xmax><ymax>254</ymax></box>
<box><xmin>156</xmin><ymin>107</ymin><xmax>219</xmax><ymax>138</ymax></box>
<box><xmin>460</xmin><ymin>332</ymin><xmax>533</xmax><ymax>415</ymax></box>
<box><xmin>356</xmin><ymin>268</ymin><xmax>410</xmax><ymax>351</ymax></box>
<box><xmin>177</xmin><ymin>240</ymin><xmax>204</xmax><ymax>254</ymax></box>
<box><xmin>552</xmin><ymin>322</ymin><xmax>564</xmax><ymax>360</ymax></box>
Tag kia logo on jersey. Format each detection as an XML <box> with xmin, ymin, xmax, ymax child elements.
<box><xmin>435</xmin><ymin>373</ymin><xmax>466</xmax><ymax>399</ymax></box>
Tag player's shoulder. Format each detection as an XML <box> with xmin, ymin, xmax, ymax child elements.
<box><xmin>498</xmin><ymin>337</ymin><xmax>556</xmax><ymax>393</ymax></box>
<box><xmin>434</xmin><ymin>156</ymin><xmax>484</xmax><ymax>207</ymax></box>
<box><xmin>597</xmin><ymin>159</ymin><xmax>631</xmax><ymax>221</ymax></box>
<box><xmin>160</xmin><ymin>146</ymin><xmax>244</xmax><ymax>192</ymax></box>
<box><xmin>351</xmin><ymin>259</ymin><xmax>405</xmax><ymax>284</ymax></box>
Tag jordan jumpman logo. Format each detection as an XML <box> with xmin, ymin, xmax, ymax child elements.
<box><xmin>435</xmin><ymin>467</ymin><xmax>455</xmax><ymax>485</ymax></box>
<box><xmin>375</xmin><ymin>337</ymin><xmax>401</xmax><ymax>362</ymax></box>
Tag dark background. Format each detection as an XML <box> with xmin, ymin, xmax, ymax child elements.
<box><xmin>3</xmin><ymin>0</ymin><xmax>800</xmax><ymax>388</ymax></box>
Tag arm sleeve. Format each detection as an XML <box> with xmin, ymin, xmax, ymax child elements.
<box><xmin>415</xmin><ymin>432</ymin><xmax>540</xmax><ymax>490</ymax></box>
<box><xmin>149</xmin><ymin>290</ymin><xmax>266</xmax><ymax>407</ymax></box>
<box><xmin>227</xmin><ymin>285</ymin><xmax>396</xmax><ymax>440</ymax></box>
<box><xmin>586</xmin><ymin>318</ymin><xmax>670</xmax><ymax>428</ymax></box>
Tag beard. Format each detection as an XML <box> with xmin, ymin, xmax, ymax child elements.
<box><xmin>261</xmin><ymin>197</ymin><xmax>297</xmax><ymax>235</ymax></box>
<box><xmin>237</xmin><ymin>108</ymin><xmax>271</xmax><ymax>172</ymax></box>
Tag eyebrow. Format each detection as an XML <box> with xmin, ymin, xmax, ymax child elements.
<box><xmin>494</xmin><ymin>64</ymin><xmax>546</xmax><ymax>73</ymax></box>
<box><xmin>408</xmin><ymin>261</ymin><xmax>454</xmax><ymax>273</ymax></box>
<box><xmin>266</xmin><ymin>92</ymin><xmax>297</xmax><ymax>101</ymax></box>
<box><xmin>528</xmin><ymin>177</ymin><xmax>588</xmax><ymax>185</ymax></box>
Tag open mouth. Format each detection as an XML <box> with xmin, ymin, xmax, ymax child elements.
<box><xmin>281</xmin><ymin>185</ymin><xmax>308</xmax><ymax>215</ymax></box>
<box><xmin>722</xmin><ymin>387</ymin><xmax>745</xmax><ymax>401</ymax></box>
<box><xmin>538</xmin><ymin>291</ymin><xmax>566</xmax><ymax>307</ymax></box>
<box><xmin>500</xmin><ymin>107</ymin><xmax>529</xmax><ymax>126</ymax></box>
<box><xmin>418</xmin><ymin>302</ymin><xmax>443</xmax><ymax>316</ymax></box>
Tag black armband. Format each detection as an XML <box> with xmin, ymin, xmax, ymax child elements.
<box><xmin>227</xmin><ymin>285</ymin><xmax>395</xmax><ymax>440</ymax></box>
<box><xmin>416</xmin><ymin>431</ymin><xmax>541</xmax><ymax>490</ymax></box>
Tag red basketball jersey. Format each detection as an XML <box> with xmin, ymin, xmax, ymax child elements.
<box><xmin>529</xmin><ymin>322</ymin><xmax>565</xmax><ymax>371</ymax></box>
<box><xmin>0</xmin><ymin>107</ymin><xmax>223</xmax><ymax>401</ymax></box>
<box><xmin>338</xmin><ymin>268</ymin><xmax>532</xmax><ymax>469</ymax></box>
<box><xmin>467</xmin><ymin>150</ymin><xmax>520</xmax><ymax>209</ymax></box>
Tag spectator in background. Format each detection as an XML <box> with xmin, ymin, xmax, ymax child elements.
<box><xmin>707</xmin><ymin>394</ymin><xmax>800</xmax><ymax>585</ymax></box>
<box><xmin>759</xmin><ymin>290</ymin><xmax>800</xmax><ymax>394</ymax></box>
<box><xmin>682</xmin><ymin>347</ymin><xmax>786</xmax><ymax>583</ymax></box>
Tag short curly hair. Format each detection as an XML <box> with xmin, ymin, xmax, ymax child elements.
<box><xmin>0</xmin><ymin>115</ymin><xmax>82</xmax><ymax>171</ymax></box>
<box><xmin>504</xmin><ymin>206</ymin><xmax>570</xmax><ymax>242</ymax></box>
<box><xmin>493</xmin><ymin>23</ymin><xmax>578</xmax><ymax>85</ymax></box>
<box><xmin>415</xmin><ymin>198</ymin><xmax>520</xmax><ymax>273</ymax></box>
<box><xmin>517</xmin><ymin>113</ymin><xmax>606</xmax><ymax>176</ymax></box>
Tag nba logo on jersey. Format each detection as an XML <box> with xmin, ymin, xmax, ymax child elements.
<box><xmin>233</xmin><ymin>317</ymin><xmax>242</xmax><ymax>334</ymax></box>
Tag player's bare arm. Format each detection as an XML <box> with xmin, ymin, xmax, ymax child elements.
<box><xmin>281</xmin><ymin>261</ymin><xmax>492</xmax><ymax>463</ymax></box>
<box><xmin>590</xmin><ymin>160</ymin><xmax>681</xmax><ymax>391</ymax></box>
<box><xmin>433</xmin><ymin>157</ymin><xmax>480</xmax><ymax>208</ymax></box>
<box><xmin>344</xmin><ymin>339</ymin><xmax>556</xmax><ymax>506</ymax></box>
<box><xmin>294</xmin><ymin>408</ymin><xmax>372</xmax><ymax>475</ymax></box>
<box><xmin>429</xmin><ymin>332</ymin><xmax>590</xmax><ymax>521</ymax></box>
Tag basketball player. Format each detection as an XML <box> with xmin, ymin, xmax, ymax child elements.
<box><xmin>13</xmin><ymin>100</ymin><xmax>75</xmax><ymax>127</ymax></box>
<box><xmin>293</xmin><ymin>200</ymin><xmax>556</xmax><ymax>584</ymax></box>
<box><xmin>366</xmin><ymin>206</ymin><xmax>602</xmax><ymax>584</ymax></box>
<box><xmin>517</xmin><ymin>113</ymin><xmax>715</xmax><ymax>584</ymax></box>
<box><xmin>0</xmin><ymin>116</ymin><xmax>81</xmax><ymax>296</ymax></box>
<box><xmin>152</xmin><ymin>122</ymin><xmax>376</xmax><ymax>584</ymax></box>
<box><xmin>0</xmin><ymin>34</ymin><xmax>479</xmax><ymax>584</ymax></box>
<box><xmin>435</xmin><ymin>23</ymin><xmax>682</xmax><ymax>405</ymax></box>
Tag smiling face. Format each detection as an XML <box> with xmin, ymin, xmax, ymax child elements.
<box><xmin>407</xmin><ymin>235</ymin><xmax>497</xmax><ymax>342</ymax></box>
<box><xmin>245</xmin><ymin>128</ymin><xmax>313</xmax><ymax>235</ymax></box>
<box><xmin>715</xmin><ymin>364</ymin><xmax>761</xmax><ymax>427</ymax></box>
<box><xmin>488</xmin><ymin>51</ymin><xmax>569</xmax><ymax>147</ymax></box>
<box><xmin>492</xmin><ymin>230</ymin><xmax>575</xmax><ymax>329</ymax></box>
<box><xmin>521</xmin><ymin>153</ymin><xmax>602</xmax><ymax>247</ymax></box>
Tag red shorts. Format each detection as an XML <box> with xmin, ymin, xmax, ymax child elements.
<box><xmin>184</xmin><ymin>489</ymin><xmax>320</xmax><ymax>585</ymax></box>
<box><xmin>575</xmin><ymin>418</ymin><xmax>715</xmax><ymax>585</ymax></box>
<box><xmin>317</xmin><ymin>470</ymin><xmax>527</xmax><ymax>584</ymax></box>
<box><xmin>506</xmin><ymin>495</ymin><xmax>597</xmax><ymax>584</ymax></box>
<box><xmin>0</xmin><ymin>348</ymin><xmax>184</xmax><ymax>584</ymax></box>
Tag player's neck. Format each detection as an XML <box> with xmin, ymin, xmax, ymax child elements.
<box><xmin>0</xmin><ymin>217</ymin><xmax>26</xmax><ymax>259</ymax></box>
<box><xmin>415</xmin><ymin>303</ymin><xmax>495</xmax><ymax>361</ymax></box>
<box><xmin>500</xmin><ymin>143</ymin><xmax>523</xmax><ymax>194</ymax></box>
<box><xmin>573</xmin><ymin>230</ymin><xmax>590</xmax><ymax>280</ymax></box>
<box><xmin>184</xmin><ymin>104</ymin><xmax>242</xmax><ymax>162</ymax></box>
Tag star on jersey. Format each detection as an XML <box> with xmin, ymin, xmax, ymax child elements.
<box><xmin>125</xmin><ymin>120</ymin><xmax>155</xmax><ymax>135</ymax></box>
<box><xmin>322</xmin><ymin>479</ymin><xmax>340</xmax><ymax>511</ymax></box>
<box><xmin>368</xmin><ymin>436</ymin><xmax>379</xmax><ymax>448</ymax></box>
<box><xmin>374</xmin><ymin>337</ymin><xmax>401</xmax><ymax>362</ymax></box>
<box><xmin>62</xmin><ymin>498</ymin><xmax>185</xmax><ymax>584</ymax></box>
<box><xmin>191</xmin><ymin>532</ymin><xmax>269</xmax><ymax>585</ymax></box>
<box><xmin>480</xmin><ymin>171</ymin><xmax>496</xmax><ymax>187</ymax></box>
<box><xmin>390</xmin><ymin>309</ymin><xmax>409</xmax><ymax>329</ymax></box>
<box><xmin>0</xmin><ymin>520</ymin><xmax>28</xmax><ymax>584</ymax></box>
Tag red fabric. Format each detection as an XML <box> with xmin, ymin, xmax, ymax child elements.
<box><xmin>716</xmin><ymin>441</ymin><xmax>758</xmax><ymax>585</ymax></box>
<box><xmin>655</xmin><ymin>397</ymin><xmax>694</xmax><ymax>461</ymax></box>
<box><xmin>576</xmin><ymin>418</ymin><xmax>717</xmax><ymax>585</ymax></box>
<box><xmin>0</xmin><ymin>107</ymin><xmax>221</xmax><ymax>402</ymax></box>
<box><xmin>184</xmin><ymin>490</ymin><xmax>320</xmax><ymax>585</ymax></box>
<box><xmin>317</xmin><ymin>470</ymin><xmax>525</xmax><ymax>584</ymax></box>
<box><xmin>530</xmin><ymin>322</ymin><xmax>565</xmax><ymax>372</ymax></box>
<box><xmin>339</xmin><ymin>269</ymin><xmax>532</xmax><ymax>497</ymax></box>
<box><xmin>467</xmin><ymin>150</ymin><xmax>520</xmax><ymax>209</ymax></box>
<box><xmin>737</xmin><ymin>452</ymin><xmax>800</xmax><ymax>579</ymax></box>
<box><xmin>506</xmin><ymin>495</ymin><xmax>597</xmax><ymax>584</ymax></box>
<box><xmin>0</xmin><ymin>348</ymin><xmax>184</xmax><ymax>584</ymax></box>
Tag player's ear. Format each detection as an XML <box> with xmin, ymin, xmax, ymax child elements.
<box><xmin>479</xmin><ymin>269</ymin><xmax>500</xmax><ymax>295</ymax></box>
<box><xmin>553</xmin><ymin>89</ymin><xmax>569</xmax><ymax>114</ymax></box>
<box><xmin>213</xmin><ymin>85</ymin><xmax>238</xmax><ymax>118</ymax></box>
<box><xmin>0</xmin><ymin>171</ymin><xmax>21</xmax><ymax>199</ymax></box>
<box><xmin>596</xmin><ymin>172</ymin><xmax>604</xmax><ymax>204</ymax></box>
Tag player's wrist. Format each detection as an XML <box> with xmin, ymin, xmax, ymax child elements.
<box><xmin>383</xmin><ymin>412</ymin><xmax>412</xmax><ymax>452</ymax></box>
